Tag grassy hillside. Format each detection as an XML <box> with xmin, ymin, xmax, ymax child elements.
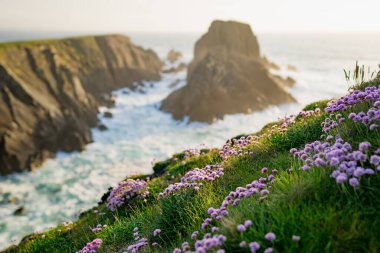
<box><xmin>4</xmin><ymin>77</ymin><xmax>380</xmax><ymax>253</ymax></box>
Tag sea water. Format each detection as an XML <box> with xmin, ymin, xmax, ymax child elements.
<box><xmin>0</xmin><ymin>32</ymin><xmax>379</xmax><ymax>249</ymax></box>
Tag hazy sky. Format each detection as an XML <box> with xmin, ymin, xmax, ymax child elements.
<box><xmin>0</xmin><ymin>0</ymin><xmax>379</xmax><ymax>33</ymax></box>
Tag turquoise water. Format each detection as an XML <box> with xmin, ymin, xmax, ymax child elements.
<box><xmin>0</xmin><ymin>32</ymin><xmax>379</xmax><ymax>249</ymax></box>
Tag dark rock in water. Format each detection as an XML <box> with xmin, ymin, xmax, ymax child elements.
<box><xmin>166</xmin><ymin>49</ymin><xmax>183</xmax><ymax>63</ymax></box>
<box><xmin>13</xmin><ymin>206</ymin><xmax>26</xmax><ymax>216</ymax></box>
<box><xmin>97</xmin><ymin>124</ymin><xmax>108</xmax><ymax>131</ymax></box>
<box><xmin>161</xmin><ymin>20</ymin><xmax>296</xmax><ymax>123</ymax></box>
<box><xmin>122</xmin><ymin>90</ymin><xmax>130</xmax><ymax>94</ymax></box>
<box><xmin>0</xmin><ymin>34</ymin><xmax>163</xmax><ymax>175</ymax></box>
<box><xmin>103</xmin><ymin>111</ymin><xmax>113</xmax><ymax>118</ymax></box>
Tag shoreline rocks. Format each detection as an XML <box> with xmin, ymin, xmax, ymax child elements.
<box><xmin>0</xmin><ymin>34</ymin><xmax>162</xmax><ymax>175</ymax></box>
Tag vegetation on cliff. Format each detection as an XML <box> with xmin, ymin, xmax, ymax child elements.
<box><xmin>3</xmin><ymin>74</ymin><xmax>380</xmax><ymax>252</ymax></box>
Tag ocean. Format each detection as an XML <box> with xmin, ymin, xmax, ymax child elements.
<box><xmin>0</xmin><ymin>31</ymin><xmax>379</xmax><ymax>249</ymax></box>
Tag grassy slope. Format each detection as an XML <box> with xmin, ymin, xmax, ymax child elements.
<box><xmin>4</xmin><ymin>79</ymin><xmax>380</xmax><ymax>253</ymax></box>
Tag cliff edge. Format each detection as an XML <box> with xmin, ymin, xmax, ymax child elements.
<box><xmin>0</xmin><ymin>34</ymin><xmax>162</xmax><ymax>175</ymax></box>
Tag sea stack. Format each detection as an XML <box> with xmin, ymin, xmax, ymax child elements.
<box><xmin>161</xmin><ymin>20</ymin><xmax>296</xmax><ymax>123</ymax></box>
<box><xmin>0</xmin><ymin>34</ymin><xmax>162</xmax><ymax>175</ymax></box>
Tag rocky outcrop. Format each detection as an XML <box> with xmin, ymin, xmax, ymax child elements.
<box><xmin>161</xmin><ymin>20</ymin><xmax>295</xmax><ymax>123</ymax></box>
<box><xmin>166</xmin><ymin>49</ymin><xmax>183</xmax><ymax>64</ymax></box>
<box><xmin>0</xmin><ymin>34</ymin><xmax>162</xmax><ymax>175</ymax></box>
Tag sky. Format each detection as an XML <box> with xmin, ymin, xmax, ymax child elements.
<box><xmin>0</xmin><ymin>0</ymin><xmax>379</xmax><ymax>33</ymax></box>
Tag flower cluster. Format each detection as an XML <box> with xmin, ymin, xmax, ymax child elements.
<box><xmin>184</xmin><ymin>148</ymin><xmax>201</xmax><ymax>160</ymax></box>
<box><xmin>126</xmin><ymin>238</ymin><xmax>148</xmax><ymax>253</ymax></box>
<box><xmin>220</xmin><ymin>135</ymin><xmax>261</xmax><ymax>160</ymax></box>
<box><xmin>325</xmin><ymin>86</ymin><xmax>380</xmax><ymax>113</ymax></box>
<box><xmin>202</xmin><ymin>169</ymin><xmax>276</xmax><ymax>229</ymax></box>
<box><xmin>62</xmin><ymin>221</ymin><xmax>73</xmax><ymax>232</ymax></box>
<box><xmin>158</xmin><ymin>164</ymin><xmax>224</xmax><ymax>199</ymax></box>
<box><xmin>291</xmin><ymin>136</ymin><xmax>378</xmax><ymax>187</ymax></box>
<box><xmin>349</xmin><ymin>102</ymin><xmax>380</xmax><ymax>130</ymax></box>
<box><xmin>298</xmin><ymin>108</ymin><xmax>321</xmax><ymax>118</ymax></box>
<box><xmin>220</xmin><ymin>110</ymin><xmax>321</xmax><ymax>160</ymax></box>
<box><xmin>190</xmin><ymin>233</ymin><xmax>227</xmax><ymax>253</ymax></box>
<box><xmin>237</xmin><ymin>223</ymin><xmax>278</xmax><ymax>253</ymax></box>
<box><xmin>107</xmin><ymin>179</ymin><xmax>149</xmax><ymax>211</ymax></box>
<box><xmin>321</xmin><ymin>115</ymin><xmax>343</xmax><ymax>132</ymax></box>
<box><xmin>76</xmin><ymin>238</ymin><xmax>102</xmax><ymax>253</ymax></box>
<box><xmin>125</xmin><ymin>227</ymin><xmax>148</xmax><ymax>253</ymax></box>
<box><xmin>91</xmin><ymin>224</ymin><xmax>107</xmax><ymax>233</ymax></box>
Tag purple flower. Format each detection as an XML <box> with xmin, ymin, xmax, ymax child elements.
<box><xmin>292</xmin><ymin>235</ymin><xmax>301</xmax><ymax>242</ymax></box>
<box><xmin>173</xmin><ymin>248</ymin><xmax>182</xmax><ymax>253</ymax></box>
<box><xmin>240</xmin><ymin>241</ymin><xmax>247</xmax><ymax>247</ymax></box>
<box><xmin>264</xmin><ymin>247</ymin><xmax>274</xmax><ymax>253</ymax></box>
<box><xmin>77</xmin><ymin>238</ymin><xmax>102</xmax><ymax>253</ymax></box>
<box><xmin>261</xmin><ymin>167</ymin><xmax>268</xmax><ymax>173</ymax></box>
<box><xmin>349</xmin><ymin>178</ymin><xmax>359</xmax><ymax>187</ymax></box>
<box><xmin>336</xmin><ymin>173</ymin><xmax>348</xmax><ymax>183</ymax></box>
<box><xmin>359</xmin><ymin>141</ymin><xmax>371</xmax><ymax>152</ymax></box>
<box><xmin>191</xmin><ymin>231</ymin><xmax>199</xmax><ymax>240</ymax></box>
<box><xmin>249</xmin><ymin>242</ymin><xmax>260</xmax><ymax>251</ymax></box>
<box><xmin>237</xmin><ymin>224</ymin><xmax>246</xmax><ymax>232</ymax></box>
<box><xmin>153</xmin><ymin>229</ymin><xmax>161</xmax><ymax>236</ymax></box>
<box><xmin>244</xmin><ymin>220</ymin><xmax>253</xmax><ymax>228</ymax></box>
<box><xmin>370</xmin><ymin>155</ymin><xmax>380</xmax><ymax>165</ymax></box>
<box><xmin>265</xmin><ymin>232</ymin><xmax>276</xmax><ymax>241</ymax></box>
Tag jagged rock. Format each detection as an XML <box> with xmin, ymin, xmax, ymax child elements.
<box><xmin>272</xmin><ymin>75</ymin><xmax>297</xmax><ymax>88</ymax></box>
<box><xmin>103</xmin><ymin>111</ymin><xmax>113</xmax><ymax>118</ymax></box>
<box><xmin>166</xmin><ymin>49</ymin><xmax>183</xmax><ymax>63</ymax></box>
<box><xmin>262</xmin><ymin>56</ymin><xmax>280</xmax><ymax>70</ymax></box>
<box><xmin>161</xmin><ymin>20</ymin><xmax>296</xmax><ymax>123</ymax></box>
<box><xmin>0</xmin><ymin>34</ymin><xmax>162</xmax><ymax>175</ymax></box>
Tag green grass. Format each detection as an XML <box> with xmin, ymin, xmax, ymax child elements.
<box><xmin>0</xmin><ymin>34</ymin><xmax>126</xmax><ymax>49</ymax></box>
<box><xmin>3</xmin><ymin>78</ymin><xmax>380</xmax><ymax>253</ymax></box>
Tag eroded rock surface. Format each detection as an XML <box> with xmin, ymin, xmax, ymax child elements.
<box><xmin>0</xmin><ymin>34</ymin><xmax>162</xmax><ymax>175</ymax></box>
<box><xmin>161</xmin><ymin>20</ymin><xmax>295</xmax><ymax>123</ymax></box>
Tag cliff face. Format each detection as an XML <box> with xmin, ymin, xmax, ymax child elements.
<box><xmin>161</xmin><ymin>20</ymin><xmax>295</xmax><ymax>123</ymax></box>
<box><xmin>0</xmin><ymin>35</ymin><xmax>162</xmax><ymax>175</ymax></box>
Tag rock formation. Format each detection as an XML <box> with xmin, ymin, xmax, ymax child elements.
<box><xmin>0</xmin><ymin>34</ymin><xmax>162</xmax><ymax>175</ymax></box>
<box><xmin>166</xmin><ymin>49</ymin><xmax>183</xmax><ymax>63</ymax></box>
<box><xmin>161</xmin><ymin>20</ymin><xmax>296</xmax><ymax>123</ymax></box>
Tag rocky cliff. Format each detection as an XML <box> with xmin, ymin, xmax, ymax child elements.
<box><xmin>161</xmin><ymin>20</ymin><xmax>296</xmax><ymax>122</ymax></box>
<box><xmin>0</xmin><ymin>34</ymin><xmax>162</xmax><ymax>175</ymax></box>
